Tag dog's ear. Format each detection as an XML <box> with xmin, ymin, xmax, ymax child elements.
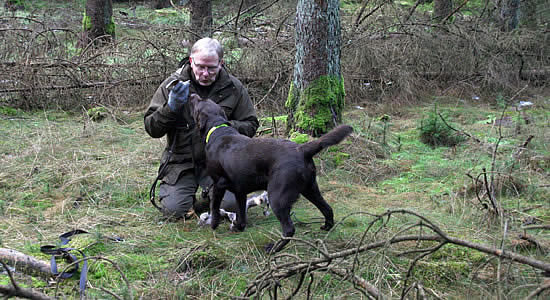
<box><xmin>198</xmin><ymin>112</ymin><xmax>207</xmax><ymax>130</ymax></box>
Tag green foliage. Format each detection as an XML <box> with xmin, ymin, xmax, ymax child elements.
<box><xmin>289</xmin><ymin>131</ymin><xmax>310</xmax><ymax>144</ymax></box>
<box><xmin>418</xmin><ymin>104</ymin><xmax>466</xmax><ymax>147</ymax></box>
<box><xmin>0</xmin><ymin>106</ymin><xmax>20</xmax><ymax>116</ymax></box>
<box><xmin>87</xmin><ymin>106</ymin><xmax>108</xmax><ymax>121</ymax></box>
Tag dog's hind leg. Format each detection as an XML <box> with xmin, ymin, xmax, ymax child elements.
<box><xmin>265</xmin><ymin>187</ymin><xmax>299</xmax><ymax>252</ymax></box>
<box><xmin>231</xmin><ymin>193</ymin><xmax>248</xmax><ymax>232</ymax></box>
<box><xmin>302</xmin><ymin>180</ymin><xmax>334</xmax><ymax>231</ymax></box>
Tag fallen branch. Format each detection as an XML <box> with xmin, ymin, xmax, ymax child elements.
<box><xmin>526</xmin><ymin>279</ymin><xmax>550</xmax><ymax>300</ymax></box>
<box><xmin>0</xmin><ymin>261</ymin><xmax>53</xmax><ymax>300</ymax></box>
<box><xmin>0</xmin><ymin>75</ymin><xmax>161</xmax><ymax>94</ymax></box>
<box><xmin>522</xmin><ymin>224</ymin><xmax>550</xmax><ymax>230</ymax></box>
<box><xmin>0</xmin><ymin>248</ymin><xmax>52</xmax><ymax>279</ymax></box>
<box><xmin>243</xmin><ymin>209</ymin><xmax>550</xmax><ymax>298</ymax></box>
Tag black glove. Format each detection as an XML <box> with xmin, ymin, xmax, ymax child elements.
<box><xmin>166</xmin><ymin>80</ymin><xmax>190</xmax><ymax>113</ymax></box>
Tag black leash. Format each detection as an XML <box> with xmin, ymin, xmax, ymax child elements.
<box><xmin>40</xmin><ymin>229</ymin><xmax>89</xmax><ymax>296</ymax></box>
<box><xmin>149</xmin><ymin>132</ymin><xmax>178</xmax><ymax>212</ymax></box>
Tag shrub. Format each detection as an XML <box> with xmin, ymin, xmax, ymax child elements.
<box><xmin>419</xmin><ymin>104</ymin><xmax>466</xmax><ymax>147</ymax></box>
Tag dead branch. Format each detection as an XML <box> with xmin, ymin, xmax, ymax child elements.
<box><xmin>329</xmin><ymin>268</ymin><xmax>380</xmax><ymax>299</ymax></box>
<box><xmin>525</xmin><ymin>279</ymin><xmax>550</xmax><ymax>300</ymax></box>
<box><xmin>512</xmin><ymin>135</ymin><xmax>534</xmax><ymax>159</ymax></box>
<box><xmin>522</xmin><ymin>224</ymin><xmax>550</xmax><ymax>230</ymax></box>
<box><xmin>0</xmin><ymin>284</ymin><xmax>54</xmax><ymax>300</ymax></box>
<box><xmin>0</xmin><ymin>248</ymin><xmax>52</xmax><ymax>279</ymax></box>
<box><xmin>0</xmin><ymin>75</ymin><xmax>161</xmax><ymax>94</ymax></box>
<box><xmin>0</xmin><ymin>261</ymin><xmax>53</xmax><ymax>300</ymax></box>
<box><xmin>437</xmin><ymin>113</ymin><xmax>483</xmax><ymax>144</ymax></box>
<box><xmin>243</xmin><ymin>209</ymin><xmax>550</xmax><ymax>298</ymax></box>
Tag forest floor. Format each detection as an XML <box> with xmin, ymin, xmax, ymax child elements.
<box><xmin>1</xmin><ymin>96</ymin><xmax>549</xmax><ymax>299</ymax></box>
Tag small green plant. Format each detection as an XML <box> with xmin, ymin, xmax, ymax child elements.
<box><xmin>290</xmin><ymin>132</ymin><xmax>310</xmax><ymax>144</ymax></box>
<box><xmin>418</xmin><ymin>104</ymin><xmax>466</xmax><ymax>147</ymax></box>
<box><xmin>87</xmin><ymin>106</ymin><xmax>108</xmax><ymax>121</ymax></box>
<box><xmin>0</xmin><ymin>106</ymin><xmax>19</xmax><ymax>116</ymax></box>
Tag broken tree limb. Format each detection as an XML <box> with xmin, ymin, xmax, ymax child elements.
<box><xmin>0</xmin><ymin>261</ymin><xmax>54</xmax><ymax>300</ymax></box>
<box><xmin>0</xmin><ymin>248</ymin><xmax>52</xmax><ymax>279</ymax></box>
<box><xmin>244</xmin><ymin>209</ymin><xmax>550</xmax><ymax>298</ymax></box>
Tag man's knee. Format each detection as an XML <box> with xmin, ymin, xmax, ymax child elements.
<box><xmin>158</xmin><ymin>177</ymin><xmax>196</xmax><ymax>218</ymax></box>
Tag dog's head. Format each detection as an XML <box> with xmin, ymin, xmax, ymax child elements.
<box><xmin>189</xmin><ymin>94</ymin><xmax>229</xmax><ymax>137</ymax></box>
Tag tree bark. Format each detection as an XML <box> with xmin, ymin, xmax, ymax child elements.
<box><xmin>81</xmin><ymin>0</ymin><xmax>115</xmax><ymax>46</ymax></box>
<box><xmin>498</xmin><ymin>0</ymin><xmax>520</xmax><ymax>31</ymax></box>
<box><xmin>433</xmin><ymin>0</ymin><xmax>453</xmax><ymax>23</ymax></box>
<box><xmin>286</xmin><ymin>0</ymin><xmax>344</xmax><ymax>136</ymax></box>
<box><xmin>189</xmin><ymin>0</ymin><xmax>212</xmax><ymax>42</ymax></box>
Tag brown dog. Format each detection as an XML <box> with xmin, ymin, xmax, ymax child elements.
<box><xmin>190</xmin><ymin>94</ymin><xmax>353</xmax><ymax>252</ymax></box>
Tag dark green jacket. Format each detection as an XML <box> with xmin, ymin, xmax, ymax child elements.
<box><xmin>144</xmin><ymin>63</ymin><xmax>259</xmax><ymax>184</ymax></box>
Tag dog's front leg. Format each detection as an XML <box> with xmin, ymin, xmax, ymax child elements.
<box><xmin>209</xmin><ymin>185</ymin><xmax>225</xmax><ymax>230</ymax></box>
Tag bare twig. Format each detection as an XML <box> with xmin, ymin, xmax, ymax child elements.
<box><xmin>0</xmin><ymin>260</ymin><xmax>53</xmax><ymax>300</ymax></box>
<box><xmin>525</xmin><ymin>279</ymin><xmax>550</xmax><ymax>300</ymax></box>
<box><xmin>244</xmin><ymin>210</ymin><xmax>550</xmax><ymax>298</ymax></box>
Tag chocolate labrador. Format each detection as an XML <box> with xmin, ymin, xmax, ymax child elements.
<box><xmin>189</xmin><ymin>94</ymin><xmax>353</xmax><ymax>252</ymax></box>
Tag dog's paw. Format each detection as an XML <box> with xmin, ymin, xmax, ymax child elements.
<box><xmin>320</xmin><ymin>223</ymin><xmax>333</xmax><ymax>231</ymax></box>
<box><xmin>210</xmin><ymin>216</ymin><xmax>220</xmax><ymax>230</ymax></box>
<box><xmin>264</xmin><ymin>242</ymin><xmax>275</xmax><ymax>253</ymax></box>
<box><xmin>264</xmin><ymin>239</ymin><xmax>289</xmax><ymax>253</ymax></box>
<box><xmin>229</xmin><ymin>222</ymin><xmax>246</xmax><ymax>232</ymax></box>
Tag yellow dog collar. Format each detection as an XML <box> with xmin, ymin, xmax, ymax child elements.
<box><xmin>206</xmin><ymin>124</ymin><xmax>229</xmax><ymax>143</ymax></box>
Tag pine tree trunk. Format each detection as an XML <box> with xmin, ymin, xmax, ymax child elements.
<box><xmin>433</xmin><ymin>0</ymin><xmax>452</xmax><ymax>22</ymax></box>
<box><xmin>81</xmin><ymin>0</ymin><xmax>115</xmax><ymax>46</ymax></box>
<box><xmin>499</xmin><ymin>0</ymin><xmax>520</xmax><ymax>31</ymax></box>
<box><xmin>286</xmin><ymin>0</ymin><xmax>344</xmax><ymax>136</ymax></box>
<box><xmin>189</xmin><ymin>0</ymin><xmax>212</xmax><ymax>41</ymax></box>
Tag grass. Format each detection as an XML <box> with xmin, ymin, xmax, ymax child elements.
<box><xmin>4</xmin><ymin>97</ymin><xmax>548</xmax><ymax>298</ymax></box>
<box><xmin>1</xmin><ymin>0</ymin><xmax>549</xmax><ymax>297</ymax></box>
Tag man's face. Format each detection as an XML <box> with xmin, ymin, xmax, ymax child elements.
<box><xmin>190</xmin><ymin>52</ymin><xmax>221</xmax><ymax>86</ymax></box>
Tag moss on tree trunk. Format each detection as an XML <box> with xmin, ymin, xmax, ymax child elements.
<box><xmin>287</xmin><ymin>0</ymin><xmax>343</xmax><ymax>137</ymax></box>
<box><xmin>286</xmin><ymin>75</ymin><xmax>345</xmax><ymax>137</ymax></box>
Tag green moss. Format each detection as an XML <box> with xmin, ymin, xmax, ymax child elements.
<box><xmin>82</xmin><ymin>13</ymin><xmax>91</xmax><ymax>31</ymax></box>
<box><xmin>286</xmin><ymin>75</ymin><xmax>345</xmax><ymax>136</ymax></box>
<box><xmin>0</xmin><ymin>106</ymin><xmax>20</xmax><ymax>116</ymax></box>
<box><xmin>333</xmin><ymin>152</ymin><xmax>350</xmax><ymax>166</ymax></box>
<box><xmin>105</xmin><ymin>16</ymin><xmax>115</xmax><ymax>36</ymax></box>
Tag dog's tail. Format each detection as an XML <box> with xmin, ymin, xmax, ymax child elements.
<box><xmin>299</xmin><ymin>125</ymin><xmax>353</xmax><ymax>158</ymax></box>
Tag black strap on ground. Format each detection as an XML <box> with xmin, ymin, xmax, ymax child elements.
<box><xmin>40</xmin><ymin>229</ymin><xmax>89</xmax><ymax>296</ymax></box>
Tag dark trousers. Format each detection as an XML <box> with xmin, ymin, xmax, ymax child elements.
<box><xmin>158</xmin><ymin>169</ymin><xmax>237</xmax><ymax>218</ymax></box>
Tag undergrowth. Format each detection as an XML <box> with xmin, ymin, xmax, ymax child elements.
<box><xmin>1</xmin><ymin>97</ymin><xmax>548</xmax><ymax>298</ymax></box>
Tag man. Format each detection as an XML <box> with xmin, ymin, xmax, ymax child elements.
<box><xmin>144</xmin><ymin>37</ymin><xmax>259</xmax><ymax>219</ymax></box>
